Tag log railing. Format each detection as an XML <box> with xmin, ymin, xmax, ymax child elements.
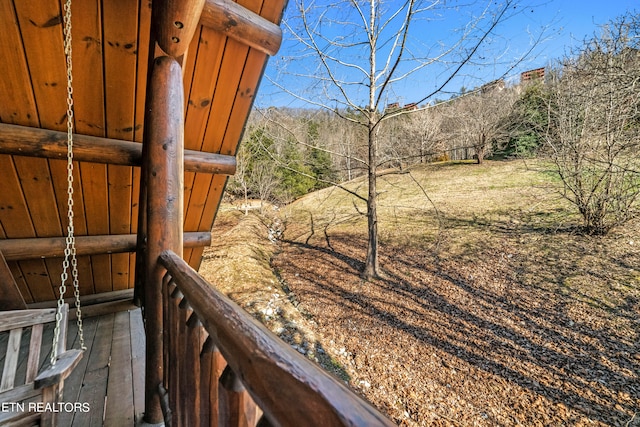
<box><xmin>139</xmin><ymin>2</ymin><xmax>393</xmax><ymax>425</ymax></box>
<box><xmin>158</xmin><ymin>249</ymin><xmax>395</xmax><ymax>427</ymax></box>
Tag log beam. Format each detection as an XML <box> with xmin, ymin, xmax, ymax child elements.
<box><xmin>154</xmin><ymin>0</ymin><xmax>206</xmax><ymax>58</ymax></box>
<box><xmin>0</xmin><ymin>123</ymin><xmax>236</xmax><ymax>175</ymax></box>
<box><xmin>0</xmin><ymin>232</ymin><xmax>210</xmax><ymax>261</ymax></box>
<box><xmin>201</xmin><ymin>0</ymin><xmax>282</xmax><ymax>56</ymax></box>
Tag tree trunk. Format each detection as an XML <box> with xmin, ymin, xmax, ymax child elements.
<box><xmin>363</xmin><ymin>119</ymin><xmax>379</xmax><ymax>279</ymax></box>
<box><xmin>477</xmin><ymin>133</ymin><xmax>486</xmax><ymax>164</ymax></box>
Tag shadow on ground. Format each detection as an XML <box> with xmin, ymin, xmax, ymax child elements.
<box><xmin>274</xmin><ymin>221</ymin><xmax>640</xmax><ymax>425</ymax></box>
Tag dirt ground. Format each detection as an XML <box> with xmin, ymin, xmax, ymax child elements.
<box><xmin>272</xmin><ymin>232</ymin><xmax>640</xmax><ymax>426</ymax></box>
<box><xmin>201</xmin><ymin>163</ymin><xmax>640</xmax><ymax>426</ymax></box>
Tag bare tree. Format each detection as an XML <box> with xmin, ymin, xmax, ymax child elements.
<box><xmin>405</xmin><ymin>107</ymin><xmax>446</xmax><ymax>164</ymax></box>
<box><xmin>448</xmin><ymin>83</ymin><xmax>519</xmax><ymax>164</ymax></box>
<box><xmin>273</xmin><ymin>0</ymin><xmax>543</xmax><ymax>278</ymax></box>
<box><xmin>233</xmin><ymin>142</ymin><xmax>252</xmax><ymax>215</ymax></box>
<box><xmin>544</xmin><ymin>13</ymin><xmax>640</xmax><ymax>234</ymax></box>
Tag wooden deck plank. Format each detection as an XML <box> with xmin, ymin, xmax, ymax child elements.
<box><xmin>57</xmin><ymin>316</ymin><xmax>98</xmax><ymax>427</ymax></box>
<box><xmin>70</xmin><ymin>313</ymin><xmax>115</xmax><ymax>426</ymax></box>
<box><xmin>103</xmin><ymin>311</ymin><xmax>135</xmax><ymax>426</ymax></box>
<box><xmin>129</xmin><ymin>309</ymin><xmax>146</xmax><ymax>423</ymax></box>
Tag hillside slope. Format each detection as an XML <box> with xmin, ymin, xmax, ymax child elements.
<box><xmin>271</xmin><ymin>160</ymin><xmax>640</xmax><ymax>426</ymax></box>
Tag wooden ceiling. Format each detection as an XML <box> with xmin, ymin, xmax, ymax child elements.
<box><xmin>0</xmin><ymin>0</ymin><xmax>286</xmax><ymax>303</ymax></box>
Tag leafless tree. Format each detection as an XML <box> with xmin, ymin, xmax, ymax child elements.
<box><xmin>272</xmin><ymin>0</ymin><xmax>543</xmax><ymax>278</ymax></box>
<box><xmin>447</xmin><ymin>83</ymin><xmax>519</xmax><ymax>164</ymax></box>
<box><xmin>233</xmin><ymin>142</ymin><xmax>252</xmax><ymax>215</ymax></box>
<box><xmin>405</xmin><ymin>107</ymin><xmax>447</xmax><ymax>164</ymax></box>
<box><xmin>544</xmin><ymin>13</ymin><xmax>640</xmax><ymax>234</ymax></box>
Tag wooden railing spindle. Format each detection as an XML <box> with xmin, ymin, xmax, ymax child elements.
<box><xmin>218</xmin><ymin>366</ymin><xmax>248</xmax><ymax>427</ymax></box>
<box><xmin>184</xmin><ymin>312</ymin><xmax>202</xmax><ymax>427</ymax></box>
<box><xmin>168</xmin><ymin>285</ymin><xmax>183</xmax><ymax>425</ymax></box>
<box><xmin>200</xmin><ymin>336</ymin><xmax>227</xmax><ymax>427</ymax></box>
<box><xmin>158</xmin><ymin>250</ymin><xmax>396</xmax><ymax>427</ymax></box>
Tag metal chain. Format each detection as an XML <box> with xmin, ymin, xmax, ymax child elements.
<box><xmin>51</xmin><ymin>0</ymin><xmax>85</xmax><ymax>366</ymax></box>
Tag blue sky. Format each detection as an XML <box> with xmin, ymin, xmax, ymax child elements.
<box><xmin>256</xmin><ymin>0</ymin><xmax>638</xmax><ymax>108</ymax></box>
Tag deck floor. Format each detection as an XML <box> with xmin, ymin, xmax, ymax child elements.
<box><xmin>1</xmin><ymin>307</ymin><xmax>146</xmax><ymax>426</ymax></box>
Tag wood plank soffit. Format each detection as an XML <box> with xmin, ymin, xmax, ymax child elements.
<box><xmin>0</xmin><ymin>123</ymin><xmax>236</xmax><ymax>175</ymax></box>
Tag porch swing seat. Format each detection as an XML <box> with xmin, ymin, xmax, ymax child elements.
<box><xmin>0</xmin><ymin>304</ymin><xmax>82</xmax><ymax>427</ymax></box>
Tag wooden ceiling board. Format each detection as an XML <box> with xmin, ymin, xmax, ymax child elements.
<box><xmin>0</xmin><ymin>0</ymin><xmax>287</xmax><ymax>303</ymax></box>
<box><xmin>129</xmin><ymin>1</ymin><xmax>152</xmax><ymax>287</ymax></box>
<box><xmin>184</xmin><ymin>0</ymin><xmax>287</xmax><ymax>268</ymax></box>
<box><xmin>4</xmin><ymin>1</ymin><xmax>68</xmax><ymax>302</ymax></box>
<box><xmin>70</xmin><ymin>0</ymin><xmax>107</xmax><ymax>296</ymax></box>
<box><xmin>181</xmin><ymin>26</ymin><xmax>227</xmax><ymax>260</ymax></box>
<box><xmin>103</xmin><ymin>0</ymin><xmax>145</xmax><ymax>291</ymax></box>
<box><xmin>183</xmin><ymin>32</ymin><xmax>257</xmax><ymax>238</ymax></box>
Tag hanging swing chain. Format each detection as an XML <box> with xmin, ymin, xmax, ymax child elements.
<box><xmin>51</xmin><ymin>0</ymin><xmax>85</xmax><ymax>366</ymax></box>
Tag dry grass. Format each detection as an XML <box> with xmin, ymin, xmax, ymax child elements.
<box><xmin>203</xmin><ymin>160</ymin><xmax>640</xmax><ymax>426</ymax></box>
<box><xmin>199</xmin><ymin>206</ymin><xmax>351</xmax><ymax>380</ymax></box>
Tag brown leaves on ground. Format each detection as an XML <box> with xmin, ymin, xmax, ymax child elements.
<box><xmin>271</xmin><ymin>228</ymin><xmax>640</xmax><ymax>426</ymax></box>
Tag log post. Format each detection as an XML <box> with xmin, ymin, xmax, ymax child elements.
<box><xmin>143</xmin><ymin>55</ymin><xmax>184</xmax><ymax>424</ymax></box>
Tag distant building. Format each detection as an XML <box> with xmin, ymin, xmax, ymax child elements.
<box><xmin>385</xmin><ymin>102</ymin><xmax>419</xmax><ymax>113</ymax></box>
<box><xmin>520</xmin><ymin>67</ymin><xmax>545</xmax><ymax>83</ymax></box>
